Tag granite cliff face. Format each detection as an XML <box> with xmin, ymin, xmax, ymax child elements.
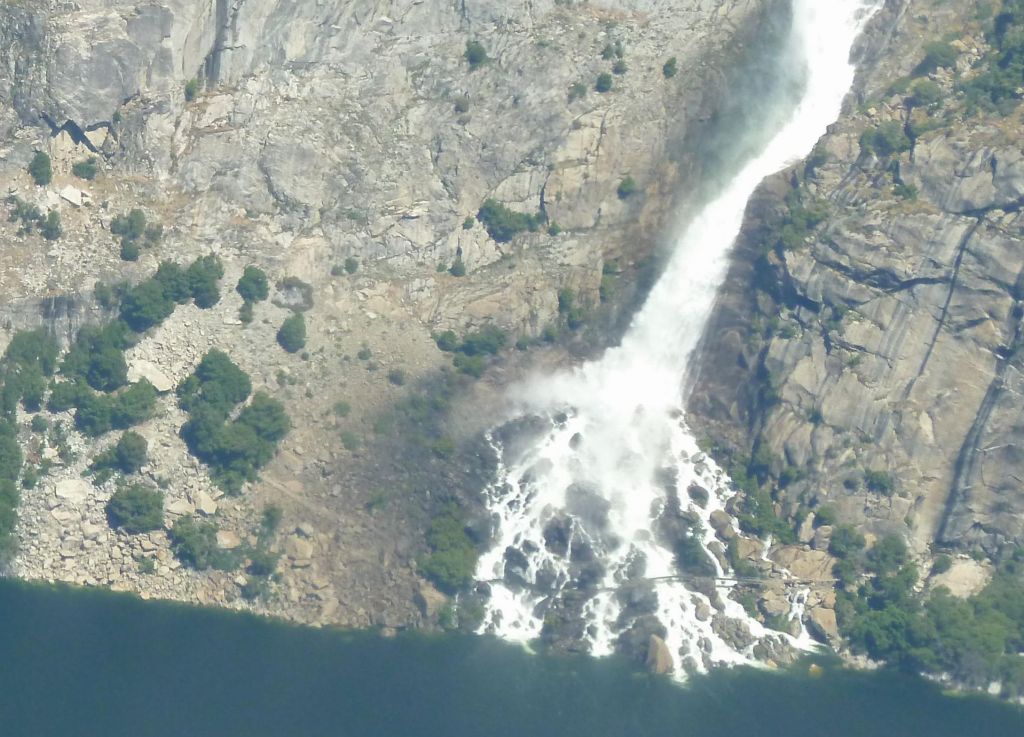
<box><xmin>0</xmin><ymin>0</ymin><xmax>784</xmax><ymax>630</ymax></box>
<box><xmin>689</xmin><ymin>0</ymin><xmax>1024</xmax><ymax>560</ymax></box>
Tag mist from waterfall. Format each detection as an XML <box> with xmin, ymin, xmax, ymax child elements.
<box><xmin>475</xmin><ymin>0</ymin><xmax>882</xmax><ymax>675</ymax></box>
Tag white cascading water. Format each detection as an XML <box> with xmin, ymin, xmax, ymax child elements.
<box><xmin>475</xmin><ymin>0</ymin><xmax>881</xmax><ymax>675</ymax></box>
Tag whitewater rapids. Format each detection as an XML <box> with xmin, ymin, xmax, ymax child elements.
<box><xmin>475</xmin><ymin>0</ymin><xmax>881</xmax><ymax>676</ymax></box>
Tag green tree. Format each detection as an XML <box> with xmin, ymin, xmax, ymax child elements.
<box><xmin>237</xmin><ymin>391</ymin><xmax>290</xmax><ymax>443</ymax></box>
<box><xmin>918</xmin><ymin>40</ymin><xmax>958</xmax><ymax>74</ymax></box>
<box><xmin>154</xmin><ymin>261</ymin><xmax>192</xmax><ymax>304</ymax></box>
<box><xmin>860</xmin><ymin>121</ymin><xmax>912</xmax><ymax>157</ymax></box>
<box><xmin>187</xmin><ymin>255</ymin><xmax>224</xmax><ymax>309</ymax></box>
<box><xmin>829</xmin><ymin>525</ymin><xmax>867</xmax><ymax>558</ymax></box>
<box><xmin>616</xmin><ymin>176</ymin><xmax>637</xmax><ymax>199</ymax></box>
<box><xmin>74</xmin><ymin>393</ymin><xmax>113</xmax><ymax>436</ymax></box>
<box><xmin>72</xmin><ymin>157</ymin><xmax>98</xmax><ymax>180</ymax></box>
<box><xmin>236</xmin><ymin>266</ymin><xmax>270</xmax><ymax>303</ymax></box>
<box><xmin>120</xmin><ymin>278</ymin><xmax>174</xmax><ymax>332</ymax></box>
<box><xmin>595</xmin><ymin>73</ymin><xmax>613</xmax><ymax>93</ymax></box>
<box><xmin>476</xmin><ymin>199</ymin><xmax>542</xmax><ymax>243</ymax></box>
<box><xmin>106</xmin><ymin>484</ymin><xmax>163</xmax><ymax>533</ymax></box>
<box><xmin>41</xmin><ymin>211</ymin><xmax>61</xmax><ymax>241</ymax></box>
<box><xmin>177</xmin><ymin>349</ymin><xmax>252</xmax><ymax>416</ymax></box>
<box><xmin>5</xmin><ymin>329</ymin><xmax>59</xmax><ymax>375</ymax></box>
<box><xmin>276</xmin><ymin>313</ymin><xmax>307</xmax><ymax>353</ymax></box>
<box><xmin>111</xmin><ymin>209</ymin><xmax>147</xmax><ymax>242</ymax></box>
<box><xmin>420</xmin><ymin>505</ymin><xmax>479</xmax><ymax>593</ymax></box>
<box><xmin>109</xmin><ymin>383</ymin><xmax>155</xmax><ymax>431</ymax></box>
<box><xmin>169</xmin><ymin>517</ymin><xmax>235</xmax><ymax>569</ymax></box>
<box><xmin>866</xmin><ymin>534</ymin><xmax>909</xmax><ymax>576</ymax></box>
<box><xmin>464</xmin><ymin>40</ymin><xmax>488</xmax><ymax>69</ymax></box>
<box><xmin>93</xmin><ymin>431</ymin><xmax>148</xmax><ymax>474</ymax></box>
<box><xmin>28</xmin><ymin>152</ymin><xmax>52</xmax><ymax>186</ymax></box>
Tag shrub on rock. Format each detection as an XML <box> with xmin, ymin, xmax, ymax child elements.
<box><xmin>106</xmin><ymin>484</ymin><xmax>163</xmax><ymax>534</ymax></box>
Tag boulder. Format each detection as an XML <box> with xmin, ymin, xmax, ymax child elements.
<box><xmin>645</xmin><ymin>634</ymin><xmax>674</xmax><ymax>675</ymax></box>
<box><xmin>55</xmin><ymin>479</ymin><xmax>91</xmax><ymax>504</ymax></box>
<box><xmin>414</xmin><ymin>581</ymin><xmax>448</xmax><ymax>618</ymax></box>
<box><xmin>734</xmin><ymin>536</ymin><xmax>763</xmax><ymax>561</ymax></box>
<box><xmin>759</xmin><ymin>588</ymin><xmax>790</xmax><ymax>618</ymax></box>
<box><xmin>929</xmin><ymin>558</ymin><xmax>993</xmax><ymax>599</ymax></box>
<box><xmin>770</xmin><ymin>547</ymin><xmax>836</xmax><ymax>582</ymax></box>
<box><xmin>286</xmin><ymin>536</ymin><xmax>315</xmax><ymax>560</ymax></box>
<box><xmin>166</xmin><ymin>499</ymin><xmax>194</xmax><ymax>516</ymax></box>
<box><xmin>808</xmin><ymin>606</ymin><xmax>838</xmax><ymax>641</ymax></box>
<box><xmin>711</xmin><ymin>614</ymin><xmax>755</xmax><ymax>650</ymax></box>
<box><xmin>812</xmin><ymin>525</ymin><xmax>833</xmax><ymax>551</ymax></box>
<box><xmin>126</xmin><ymin>360</ymin><xmax>175</xmax><ymax>393</ymax></box>
<box><xmin>709</xmin><ymin>510</ymin><xmax>735</xmax><ymax>539</ymax></box>
<box><xmin>693</xmin><ymin>597</ymin><xmax>712</xmax><ymax>622</ymax></box>
<box><xmin>797</xmin><ymin>514</ymin><xmax>816</xmax><ymax>544</ymax></box>
<box><xmin>216</xmin><ymin>530</ymin><xmax>241</xmax><ymax>549</ymax></box>
<box><xmin>194</xmin><ymin>490</ymin><xmax>218</xmax><ymax>516</ymax></box>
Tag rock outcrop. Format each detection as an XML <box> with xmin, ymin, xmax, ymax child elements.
<box><xmin>689</xmin><ymin>0</ymin><xmax>1024</xmax><ymax>556</ymax></box>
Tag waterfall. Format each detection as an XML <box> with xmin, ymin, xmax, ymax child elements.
<box><xmin>475</xmin><ymin>0</ymin><xmax>881</xmax><ymax>676</ymax></box>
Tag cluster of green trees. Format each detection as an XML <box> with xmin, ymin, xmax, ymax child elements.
<box><xmin>111</xmin><ymin>209</ymin><xmax>163</xmax><ymax>261</ymax></box>
<box><xmin>236</xmin><ymin>266</ymin><xmax>269</xmax><ymax>324</ymax></box>
<box><xmin>419</xmin><ymin>504</ymin><xmax>479</xmax><ymax>592</ymax></box>
<box><xmin>168</xmin><ymin>517</ymin><xmax>230</xmax><ymax>568</ymax></box>
<box><xmin>2</xmin><ymin>329</ymin><xmax>60</xmax><ymax>414</ymax></box>
<box><xmin>434</xmin><ymin>324</ymin><xmax>507</xmax><ymax>377</ymax></box>
<box><xmin>834</xmin><ymin>535</ymin><xmax>1024</xmax><ymax>696</ymax></box>
<box><xmin>859</xmin><ymin>120</ymin><xmax>913</xmax><ymax>158</ymax></box>
<box><xmin>961</xmin><ymin>2</ymin><xmax>1024</xmax><ymax>113</ymax></box>
<box><xmin>167</xmin><ymin>506</ymin><xmax>282</xmax><ymax>598</ymax></box>
<box><xmin>0</xmin><ymin>329</ymin><xmax>50</xmax><ymax>563</ymax></box>
<box><xmin>720</xmin><ymin>445</ymin><xmax>798</xmax><ymax>544</ymax></box>
<box><xmin>89</xmin><ymin>431</ymin><xmax>148</xmax><ymax>484</ymax></box>
<box><xmin>120</xmin><ymin>255</ymin><xmax>224</xmax><ymax>331</ymax></box>
<box><xmin>6</xmin><ymin>196</ymin><xmax>61</xmax><ymax>240</ymax></box>
<box><xmin>0</xmin><ymin>422</ymin><xmax>23</xmax><ymax>565</ymax></box>
<box><xmin>476</xmin><ymin>199</ymin><xmax>545</xmax><ymax>243</ymax></box>
<box><xmin>178</xmin><ymin>350</ymin><xmax>289</xmax><ymax>494</ymax></box>
<box><xmin>47</xmin><ymin>321</ymin><xmax>156</xmax><ymax>436</ymax></box>
<box><xmin>46</xmin><ymin>255</ymin><xmax>224</xmax><ymax>435</ymax></box>
<box><xmin>772</xmin><ymin>189</ymin><xmax>831</xmax><ymax>252</ymax></box>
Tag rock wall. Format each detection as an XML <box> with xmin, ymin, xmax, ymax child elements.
<box><xmin>0</xmin><ymin>0</ymin><xmax>793</xmax><ymax>630</ymax></box>
<box><xmin>688</xmin><ymin>0</ymin><xmax>1024</xmax><ymax>557</ymax></box>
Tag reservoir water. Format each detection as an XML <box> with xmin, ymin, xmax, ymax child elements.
<box><xmin>1</xmin><ymin>581</ymin><xmax>1022</xmax><ymax>736</ymax></box>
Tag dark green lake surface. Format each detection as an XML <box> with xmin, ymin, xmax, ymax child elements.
<box><xmin>1</xmin><ymin>580</ymin><xmax>1023</xmax><ymax>737</ymax></box>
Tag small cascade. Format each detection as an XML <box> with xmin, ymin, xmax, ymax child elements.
<box><xmin>475</xmin><ymin>0</ymin><xmax>881</xmax><ymax>678</ymax></box>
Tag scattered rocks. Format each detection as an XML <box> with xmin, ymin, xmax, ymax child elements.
<box><xmin>711</xmin><ymin>614</ymin><xmax>755</xmax><ymax>651</ymax></box>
